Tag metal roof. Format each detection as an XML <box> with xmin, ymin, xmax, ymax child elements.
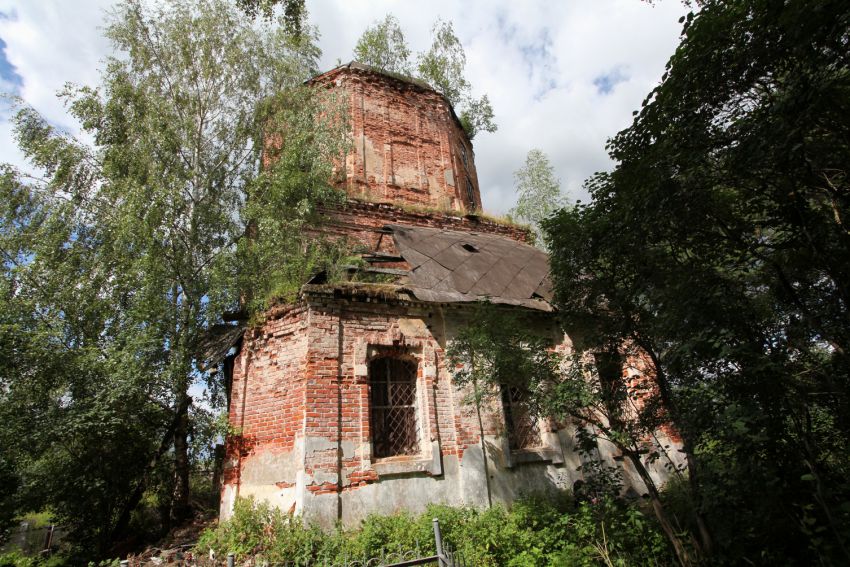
<box><xmin>388</xmin><ymin>225</ymin><xmax>554</xmax><ymax>311</ymax></box>
<box><xmin>197</xmin><ymin>323</ymin><xmax>245</xmax><ymax>370</ymax></box>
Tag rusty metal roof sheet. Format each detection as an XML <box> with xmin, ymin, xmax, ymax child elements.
<box><xmin>198</xmin><ymin>323</ymin><xmax>245</xmax><ymax>370</ymax></box>
<box><xmin>388</xmin><ymin>225</ymin><xmax>554</xmax><ymax>311</ymax></box>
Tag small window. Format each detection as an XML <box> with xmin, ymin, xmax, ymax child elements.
<box><xmin>370</xmin><ymin>357</ymin><xmax>419</xmax><ymax>458</ymax></box>
<box><xmin>459</xmin><ymin>144</ymin><xmax>468</xmax><ymax>169</ymax></box>
<box><xmin>466</xmin><ymin>177</ymin><xmax>476</xmax><ymax>211</ymax></box>
<box><xmin>502</xmin><ymin>386</ymin><xmax>541</xmax><ymax>451</ymax></box>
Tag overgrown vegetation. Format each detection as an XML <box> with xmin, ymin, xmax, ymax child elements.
<box><xmin>447</xmin><ymin>303</ymin><xmax>693</xmax><ymax>565</ymax></box>
<box><xmin>509</xmin><ymin>149</ymin><xmax>567</xmax><ymax>249</ymax></box>
<box><xmin>196</xmin><ymin>495</ymin><xmax>673</xmax><ymax>566</ymax></box>
<box><xmin>545</xmin><ymin>0</ymin><xmax>850</xmax><ymax>564</ymax></box>
<box><xmin>4</xmin><ymin>0</ymin><xmax>849</xmax><ymax>564</ymax></box>
<box><xmin>346</xmin><ymin>192</ymin><xmax>530</xmax><ymax>231</ymax></box>
<box><xmin>0</xmin><ymin>0</ymin><xmax>348</xmax><ymax>560</ymax></box>
<box><xmin>352</xmin><ymin>14</ymin><xmax>497</xmax><ymax>139</ymax></box>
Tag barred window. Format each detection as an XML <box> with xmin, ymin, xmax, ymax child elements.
<box><xmin>501</xmin><ymin>386</ymin><xmax>542</xmax><ymax>451</ymax></box>
<box><xmin>466</xmin><ymin>177</ymin><xmax>476</xmax><ymax>211</ymax></box>
<box><xmin>370</xmin><ymin>357</ymin><xmax>419</xmax><ymax>459</ymax></box>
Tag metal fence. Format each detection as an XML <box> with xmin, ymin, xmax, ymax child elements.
<box><xmin>0</xmin><ymin>522</ymin><xmax>63</xmax><ymax>556</ymax></box>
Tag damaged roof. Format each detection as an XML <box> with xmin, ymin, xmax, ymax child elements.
<box><xmin>387</xmin><ymin>224</ymin><xmax>554</xmax><ymax>311</ymax></box>
<box><xmin>197</xmin><ymin>323</ymin><xmax>245</xmax><ymax>370</ymax></box>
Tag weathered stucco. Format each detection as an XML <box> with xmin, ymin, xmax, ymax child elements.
<box><xmin>220</xmin><ymin>291</ymin><xmax>685</xmax><ymax>527</ymax></box>
<box><xmin>220</xmin><ymin>61</ymin><xmax>685</xmax><ymax>527</ymax></box>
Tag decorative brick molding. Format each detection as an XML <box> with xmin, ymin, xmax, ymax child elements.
<box><xmin>311</xmin><ymin>63</ymin><xmax>482</xmax><ymax>213</ymax></box>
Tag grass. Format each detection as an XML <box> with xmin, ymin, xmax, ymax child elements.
<box><xmin>345</xmin><ymin>193</ymin><xmax>531</xmax><ymax>232</ymax></box>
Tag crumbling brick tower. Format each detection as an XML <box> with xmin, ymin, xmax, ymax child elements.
<box><xmin>217</xmin><ymin>63</ymin><xmax>682</xmax><ymax>527</ymax></box>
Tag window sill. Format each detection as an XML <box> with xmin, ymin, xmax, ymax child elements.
<box><xmin>509</xmin><ymin>447</ymin><xmax>563</xmax><ymax>466</ymax></box>
<box><xmin>372</xmin><ymin>444</ymin><xmax>442</xmax><ymax>477</ymax></box>
<box><xmin>502</xmin><ymin>433</ymin><xmax>565</xmax><ymax>468</ymax></box>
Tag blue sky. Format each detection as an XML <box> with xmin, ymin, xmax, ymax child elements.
<box><xmin>0</xmin><ymin>0</ymin><xmax>690</xmax><ymax>213</ymax></box>
<box><xmin>0</xmin><ymin>36</ymin><xmax>23</xmax><ymax>92</ymax></box>
<box><xmin>0</xmin><ymin>10</ymin><xmax>23</xmax><ymax>100</ymax></box>
<box><xmin>593</xmin><ymin>67</ymin><xmax>629</xmax><ymax>95</ymax></box>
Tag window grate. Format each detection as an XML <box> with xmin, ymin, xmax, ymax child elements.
<box><xmin>502</xmin><ymin>386</ymin><xmax>542</xmax><ymax>451</ymax></box>
<box><xmin>466</xmin><ymin>177</ymin><xmax>476</xmax><ymax>211</ymax></box>
<box><xmin>370</xmin><ymin>357</ymin><xmax>419</xmax><ymax>458</ymax></box>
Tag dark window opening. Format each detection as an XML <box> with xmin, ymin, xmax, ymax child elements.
<box><xmin>502</xmin><ymin>386</ymin><xmax>542</xmax><ymax>451</ymax></box>
<box><xmin>370</xmin><ymin>357</ymin><xmax>419</xmax><ymax>458</ymax></box>
<box><xmin>466</xmin><ymin>177</ymin><xmax>476</xmax><ymax>211</ymax></box>
<box><xmin>459</xmin><ymin>144</ymin><xmax>468</xmax><ymax>169</ymax></box>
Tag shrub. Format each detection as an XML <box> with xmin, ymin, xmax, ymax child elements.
<box><xmin>0</xmin><ymin>551</ymin><xmax>68</xmax><ymax>567</ymax></box>
<box><xmin>197</xmin><ymin>493</ymin><xmax>675</xmax><ymax>566</ymax></box>
<box><xmin>195</xmin><ymin>498</ymin><xmax>325</xmax><ymax>563</ymax></box>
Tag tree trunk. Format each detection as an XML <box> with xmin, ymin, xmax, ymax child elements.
<box><xmin>626</xmin><ymin>451</ymin><xmax>695</xmax><ymax>567</ymax></box>
<box><xmin>595</xmin><ymin>347</ymin><xmax>697</xmax><ymax>565</ymax></box>
<box><xmin>170</xmin><ymin>391</ymin><xmax>192</xmax><ymax>524</ymax></box>
<box><xmin>109</xmin><ymin>393</ymin><xmax>191</xmax><ymax>545</ymax></box>
<box><xmin>637</xmin><ymin>338</ymin><xmax>713</xmax><ymax>556</ymax></box>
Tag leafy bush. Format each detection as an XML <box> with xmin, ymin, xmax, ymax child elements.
<box><xmin>0</xmin><ymin>550</ymin><xmax>67</xmax><ymax>567</ymax></box>
<box><xmin>197</xmin><ymin>493</ymin><xmax>674</xmax><ymax>566</ymax></box>
<box><xmin>196</xmin><ymin>498</ymin><xmax>326</xmax><ymax>563</ymax></box>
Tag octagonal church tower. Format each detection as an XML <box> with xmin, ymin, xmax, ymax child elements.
<box><xmin>214</xmin><ymin>63</ymin><xmax>683</xmax><ymax>528</ymax></box>
<box><xmin>314</xmin><ymin>62</ymin><xmax>482</xmax><ymax>212</ymax></box>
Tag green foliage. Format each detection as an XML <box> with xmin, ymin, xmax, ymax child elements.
<box><xmin>352</xmin><ymin>14</ymin><xmax>412</xmax><ymax>75</ymax></box>
<box><xmin>447</xmin><ymin>302</ymin><xmax>693</xmax><ymax>564</ymax></box>
<box><xmin>1</xmin><ymin>0</ymin><xmax>349</xmax><ymax>559</ymax></box>
<box><xmin>545</xmin><ymin>0</ymin><xmax>850</xmax><ymax>563</ymax></box>
<box><xmin>352</xmin><ymin>16</ymin><xmax>497</xmax><ymax>139</ymax></box>
<box><xmin>196</xmin><ymin>498</ymin><xmax>325</xmax><ymax>563</ymax></box>
<box><xmin>417</xmin><ymin>19</ymin><xmax>497</xmax><ymax>140</ymax></box>
<box><xmin>509</xmin><ymin>149</ymin><xmax>566</xmax><ymax>249</ymax></box>
<box><xmin>446</xmin><ymin>302</ymin><xmax>557</xmax><ymax>408</ymax></box>
<box><xmin>458</xmin><ymin>93</ymin><xmax>497</xmax><ymax>144</ymax></box>
<box><xmin>197</xmin><ymin>495</ymin><xmax>674</xmax><ymax>566</ymax></box>
<box><xmin>0</xmin><ymin>451</ymin><xmax>20</xmax><ymax>539</ymax></box>
<box><xmin>235</xmin><ymin>0</ymin><xmax>305</xmax><ymax>35</ymax></box>
<box><xmin>416</xmin><ymin>19</ymin><xmax>470</xmax><ymax>110</ymax></box>
<box><xmin>0</xmin><ymin>550</ymin><xmax>67</xmax><ymax>567</ymax></box>
<box><xmin>217</xmin><ymin>84</ymin><xmax>351</xmax><ymax>314</ymax></box>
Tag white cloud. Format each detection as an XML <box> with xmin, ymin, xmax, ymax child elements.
<box><xmin>0</xmin><ymin>0</ymin><xmax>689</xmax><ymax>212</ymax></box>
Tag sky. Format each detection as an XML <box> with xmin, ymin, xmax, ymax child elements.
<box><xmin>0</xmin><ymin>0</ymin><xmax>690</xmax><ymax>214</ymax></box>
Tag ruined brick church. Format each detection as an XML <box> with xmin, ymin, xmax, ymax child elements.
<box><xmin>215</xmin><ymin>63</ymin><xmax>680</xmax><ymax>527</ymax></box>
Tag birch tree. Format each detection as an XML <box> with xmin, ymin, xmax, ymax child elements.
<box><xmin>1</xmin><ymin>0</ymin><xmax>349</xmax><ymax>553</ymax></box>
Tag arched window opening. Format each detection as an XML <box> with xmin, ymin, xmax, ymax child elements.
<box><xmin>370</xmin><ymin>357</ymin><xmax>419</xmax><ymax>459</ymax></box>
<box><xmin>501</xmin><ymin>386</ymin><xmax>542</xmax><ymax>451</ymax></box>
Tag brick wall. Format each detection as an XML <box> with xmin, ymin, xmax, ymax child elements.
<box><xmin>312</xmin><ymin>64</ymin><xmax>482</xmax><ymax>213</ymax></box>
<box><xmin>313</xmin><ymin>199</ymin><xmax>531</xmax><ymax>263</ymax></box>
<box><xmin>221</xmin><ymin>287</ymin><xmax>687</xmax><ymax>526</ymax></box>
<box><xmin>222</xmin><ymin>306</ymin><xmax>309</xmax><ymax>493</ymax></box>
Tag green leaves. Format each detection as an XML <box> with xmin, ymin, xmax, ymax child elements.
<box><xmin>546</xmin><ymin>0</ymin><xmax>850</xmax><ymax>562</ymax></box>
<box><xmin>417</xmin><ymin>19</ymin><xmax>497</xmax><ymax>140</ymax></box>
<box><xmin>509</xmin><ymin>149</ymin><xmax>566</xmax><ymax>249</ymax></box>
<box><xmin>446</xmin><ymin>302</ymin><xmax>558</xmax><ymax>410</ymax></box>
<box><xmin>351</xmin><ymin>16</ymin><xmax>497</xmax><ymax>140</ymax></box>
<box><xmin>416</xmin><ymin>19</ymin><xmax>470</xmax><ymax>110</ymax></box>
<box><xmin>1</xmin><ymin>0</ymin><xmax>350</xmax><ymax>556</ymax></box>
<box><xmin>198</xmin><ymin>495</ymin><xmax>673</xmax><ymax>566</ymax></box>
<box><xmin>353</xmin><ymin>14</ymin><xmax>412</xmax><ymax>76</ymax></box>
